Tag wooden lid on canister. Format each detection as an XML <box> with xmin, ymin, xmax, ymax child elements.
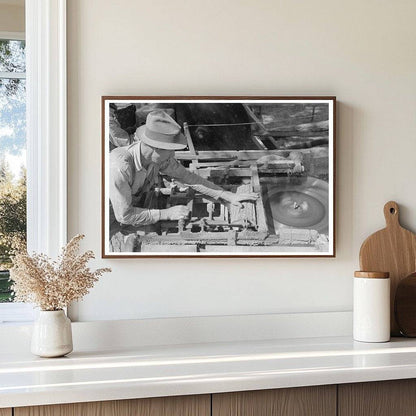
<box><xmin>354</xmin><ymin>271</ymin><xmax>390</xmax><ymax>279</ymax></box>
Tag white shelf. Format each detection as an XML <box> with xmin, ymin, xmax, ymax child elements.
<box><xmin>2</xmin><ymin>335</ymin><xmax>416</xmax><ymax>408</ymax></box>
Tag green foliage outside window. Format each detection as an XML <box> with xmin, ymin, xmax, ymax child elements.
<box><xmin>0</xmin><ymin>160</ymin><xmax>26</xmax><ymax>302</ymax></box>
<box><xmin>0</xmin><ymin>38</ymin><xmax>26</xmax><ymax>302</ymax></box>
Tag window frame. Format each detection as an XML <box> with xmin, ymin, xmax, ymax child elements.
<box><xmin>0</xmin><ymin>31</ymin><xmax>24</xmax><ymax>41</ymax></box>
<box><xmin>0</xmin><ymin>0</ymin><xmax>67</xmax><ymax>323</ymax></box>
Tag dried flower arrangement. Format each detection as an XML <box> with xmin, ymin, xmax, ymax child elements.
<box><xmin>10</xmin><ymin>234</ymin><xmax>111</xmax><ymax>311</ymax></box>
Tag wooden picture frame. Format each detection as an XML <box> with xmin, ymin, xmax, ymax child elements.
<box><xmin>102</xmin><ymin>96</ymin><xmax>336</xmax><ymax>258</ymax></box>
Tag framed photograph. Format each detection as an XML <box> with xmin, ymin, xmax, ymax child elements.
<box><xmin>102</xmin><ymin>96</ymin><xmax>336</xmax><ymax>258</ymax></box>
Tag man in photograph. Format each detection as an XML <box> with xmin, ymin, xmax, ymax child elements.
<box><xmin>109</xmin><ymin>110</ymin><xmax>258</xmax><ymax>248</ymax></box>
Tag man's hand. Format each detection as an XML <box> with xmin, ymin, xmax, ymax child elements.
<box><xmin>160</xmin><ymin>205</ymin><xmax>189</xmax><ymax>221</ymax></box>
<box><xmin>221</xmin><ymin>191</ymin><xmax>259</xmax><ymax>208</ymax></box>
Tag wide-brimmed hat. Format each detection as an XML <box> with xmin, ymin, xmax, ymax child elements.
<box><xmin>135</xmin><ymin>110</ymin><xmax>187</xmax><ymax>150</ymax></box>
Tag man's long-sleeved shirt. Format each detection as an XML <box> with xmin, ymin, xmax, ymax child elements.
<box><xmin>109</xmin><ymin>141</ymin><xmax>225</xmax><ymax>225</ymax></box>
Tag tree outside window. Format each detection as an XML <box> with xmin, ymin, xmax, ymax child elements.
<box><xmin>0</xmin><ymin>38</ymin><xmax>26</xmax><ymax>302</ymax></box>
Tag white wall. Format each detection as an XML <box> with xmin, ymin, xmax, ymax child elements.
<box><xmin>67</xmin><ymin>0</ymin><xmax>416</xmax><ymax>321</ymax></box>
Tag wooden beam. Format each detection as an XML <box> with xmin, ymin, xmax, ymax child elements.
<box><xmin>175</xmin><ymin>149</ymin><xmax>311</xmax><ymax>161</ymax></box>
<box><xmin>183</xmin><ymin>122</ymin><xmax>198</xmax><ymax>168</ymax></box>
<box><xmin>196</xmin><ymin>165</ymin><xmax>297</xmax><ymax>179</ymax></box>
<box><xmin>244</xmin><ymin>104</ymin><xmax>281</xmax><ymax>149</ymax></box>
<box><xmin>269</xmin><ymin>120</ymin><xmax>329</xmax><ymax>138</ymax></box>
<box><xmin>269</xmin><ymin>119</ymin><xmax>329</xmax><ymax>133</ymax></box>
<box><xmin>252</xmin><ymin>134</ymin><xmax>268</xmax><ymax>150</ymax></box>
<box><xmin>243</xmin><ymin>104</ymin><xmax>269</xmax><ymax>135</ymax></box>
<box><xmin>251</xmin><ymin>164</ymin><xmax>268</xmax><ymax>233</ymax></box>
<box><xmin>271</xmin><ymin>131</ymin><xmax>329</xmax><ymax>138</ymax></box>
<box><xmin>183</xmin><ymin>122</ymin><xmax>197</xmax><ymax>155</ymax></box>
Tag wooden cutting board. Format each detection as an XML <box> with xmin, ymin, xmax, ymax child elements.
<box><xmin>359</xmin><ymin>201</ymin><xmax>416</xmax><ymax>335</ymax></box>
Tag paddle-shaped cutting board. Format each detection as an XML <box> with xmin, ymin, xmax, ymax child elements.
<box><xmin>359</xmin><ymin>201</ymin><xmax>416</xmax><ymax>335</ymax></box>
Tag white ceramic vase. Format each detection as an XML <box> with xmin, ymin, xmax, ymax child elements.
<box><xmin>31</xmin><ymin>310</ymin><xmax>73</xmax><ymax>358</ymax></box>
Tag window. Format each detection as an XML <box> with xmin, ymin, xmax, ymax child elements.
<box><xmin>0</xmin><ymin>0</ymin><xmax>67</xmax><ymax>324</ymax></box>
<box><xmin>0</xmin><ymin>34</ymin><xmax>26</xmax><ymax>306</ymax></box>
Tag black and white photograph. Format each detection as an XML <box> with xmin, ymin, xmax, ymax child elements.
<box><xmin>102</xmin><ymin>97</ymin><xmax>335</xmax><ymax>257</ymax></box>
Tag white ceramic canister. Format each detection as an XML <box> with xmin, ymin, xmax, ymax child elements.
<box><xmin>31</xmin><ymin>310</ymin><xmax>73</xmax><ymax>357</ymax></box>
<box><xmin>353</xmin><ymin>271</ymin><xmax>390</xmax><ymax>342</ymax></box>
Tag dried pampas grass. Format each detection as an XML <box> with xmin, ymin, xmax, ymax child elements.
<box><xmin>10</xmin><ymin>234</ymin><xmax>111</xmax><ymax>311</ymax></box>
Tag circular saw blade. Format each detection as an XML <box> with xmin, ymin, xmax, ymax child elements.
<box><xmin>265</xmin><ymin>177</ymin><xmax>329</xmax><ymax>234</ymax></box>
